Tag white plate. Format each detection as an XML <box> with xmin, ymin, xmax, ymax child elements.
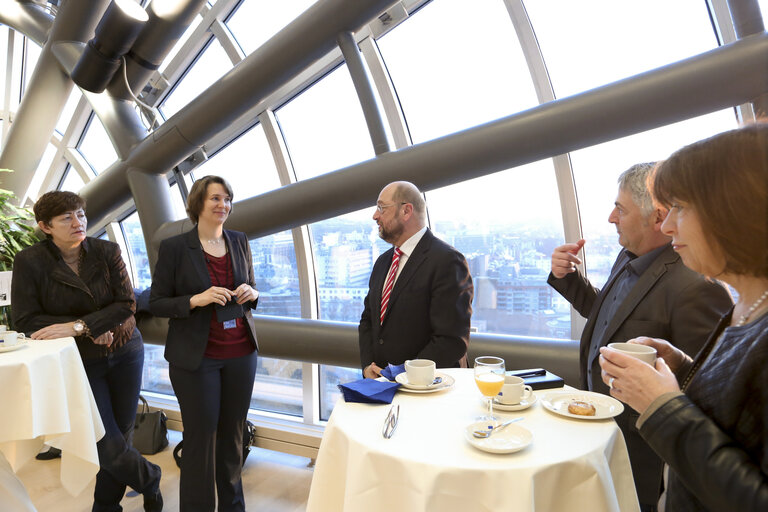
<box><xmin>487</xmin><ymin>393</ymin><xmax>538</xmax><ymax>412</ymax></box>
<box><xmin>541</xmin><ymin>391</ymin><xmax>624</xmax><ymax>420</ymax></box>
<box><xmin>464</xmin><ymin>420</ymin><xmax>533</xmax><ymax>454</ymax></box>
<box><xmin>0</xmin><ymin>343</ymin><xmax>27</xmax><ymax>353</ymax></box>
<box><xmin>394</xmin><ymin>372</ymin><xmax>455</xmax><ymax>393</ymax></box>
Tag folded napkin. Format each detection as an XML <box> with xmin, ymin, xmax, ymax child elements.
<box><xmin>338</xmin><ymin>379</ymin><xmax>400</xmax><ymax>404</ymax></box>
<box><xmin>380</xmin><ymin>364</ymin><xmax>405</xmax><ymax>381</ymax></box>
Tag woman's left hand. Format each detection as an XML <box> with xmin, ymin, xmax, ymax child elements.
<box><xmin>233</xmin><ymin>283</ymin><xmax>259</xmax><ymax>305</ymax></box>
<box><xmin>31</xmin><ymin>322</ymin><xmax>79</xmax><ymax>340</ymax></box>
<box><xmin>599</xmin><ymin>346</ymin><xmax>680</xmax><ymax>414</ymax></box>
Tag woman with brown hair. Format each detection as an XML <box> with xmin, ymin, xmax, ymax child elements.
<box><xmin>12</xmin><ymin>190</ymin><xmax>162</xmax><ymax>512</ymax></box>
<box><xmin>150</xmin><ymin>175</ymin><xmax>259</xmax><ymax>512</ymax></box>
<box><xmin>599</xmin><ymin>123</ymin><xmax>768</xmax><ymax>511</ymax></box>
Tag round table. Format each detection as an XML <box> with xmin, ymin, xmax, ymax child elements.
<box><xmin>0</xmin><ymin>337</ymin><xmax>104</xmax><ymax>496</ymax></box>
<box><xmin>307</xmin><ymin>368</ymin><xmax>639</xmax><ymax>512</ymax></box>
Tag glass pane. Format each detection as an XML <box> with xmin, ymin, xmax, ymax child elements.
<box><xmin>426</xmin><ymin>161</ymin><xmax>567</xmax><ymax>337</ymax></box>
<box><xmin>0</xmin><ymin>27</ymin><xmax>6</xmax><ymax>107</ymax></box>
<box><xmin>376</xmin><ymin>0</ymin><xmax>538</xmax><ymax>143</ymax></box>
<box><xmin>276</xmin><ymin>65</ymin><xmax>374</xmax><ymax>179</ymax></box>
<box><xmin>78</xmin><ymin>117</ymin><xmax>117</xmax><ymax>174</ymax></box>
<box><xmin>168</xmin><ymin>182</ymin><xmax>189</xmax><ymax>221</ymax></box>
<box><xmin>59</xmin><ymin>167</ymin><xmax>86</xmax><ymax>192</ymax></box>
<box><xmin>252</xmin><ymin>357</ymin><xmax>302</xmax><ymax>416</ymax></box>
<box><xmin>142</xmin><ymin>344</ymin><xmax>173</xmax><ymax>395</ymax></box>
<box><xmin>120</xmin><ymin>211</ymin><xmax>152</xmax><ymax>290</ymax></box>
<box><xmin>10</xmin><ymin>31</ymin><xmax>24</xmax><ymax>110</ymax></box>
<box><xmin>250</xmin><ymin>234</ymin><xmax>301</xmax><ymax>318</ymax></box>
<box><xmin>319</xmin><ymin>365</ymin><xmax>359</xmax><ymax>421</ymax></box>
<box><xmin>227</xmin><ymin>0</ymin><xmax>316</xmax><ymax>55</ymax></box>
<box><xmin>194</xmin><ymin>124</ymin><xmax>281</xmax><ymax>200</ymax></box>
<box><xmin>761</xmin><ymin>0</ymin><xmax>767</xmax><ymax>24</ymax></box>
<box><xmin>161</xmin><ymin>38</ymin><xmax>232</xmax><ymax>118</ymax></box>
<box><xmin>572</xmin><ymin>110</ymin><xmax>738</xmax><ymax>289</ymax></box>
<box><xmin>525</xmin><ymin>0</ymin><xmax>718</xmax><ymax>98</ymax></box>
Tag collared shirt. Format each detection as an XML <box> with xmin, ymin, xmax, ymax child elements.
<box><xmin>587</xmin><ymin>244</ymin><xmax>669</xmax><ymax>390</ymax></box>
<box><xmin>381</xmin><ymin>226</ymin><xmax>427</xmax><ymax>296</ymax></box>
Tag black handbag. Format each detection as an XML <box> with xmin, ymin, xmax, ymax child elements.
<box><xmin>134</xmin><ymin>395</ymin><xmax>169</xmax><ymax>455</ymax></box>
<box><xmin>173</xmin><ymin>420</ymin><xmax>255</xmax><ymax>468</ymax></box>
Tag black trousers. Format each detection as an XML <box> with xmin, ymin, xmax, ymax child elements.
<box><xmin>170</xmin><ymin>351</ymin><xmax>258</xmax><ymax>512</ymax></box>
<box><xmin>84</xmin><ymin>334</ymin><xmax>161</xmax><ymax>512</ymax></box>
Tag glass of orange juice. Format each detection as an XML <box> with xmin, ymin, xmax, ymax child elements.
<box><xmin>474</xmin><ymin>356</ymin><xmax>505</xmax><ymax>422</ymax></box>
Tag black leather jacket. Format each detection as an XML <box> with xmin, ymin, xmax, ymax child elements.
<box><xmin>640</xmin><ymin>311</ymin><xmax>768</xmax><ymax>511</ymax></box>
<box><xmin>11</xmin><ymin>237</ymin><xmax>139</xmax><ymax>360</ymax></box>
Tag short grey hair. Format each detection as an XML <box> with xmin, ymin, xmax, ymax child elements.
<box><xmin>617</xmin><ymin>162</ymin><xmax>657</xmax><ymax>216</ymax></box>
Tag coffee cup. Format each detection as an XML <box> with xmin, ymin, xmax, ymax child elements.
<box><xmin>497</xmin><ymin>375</ymin><xmax>534</xmax><ymax>405</ymax></box>
<box><xmin>607</xmin><ymin>342</ymin><xmax>657</xmax><ymax>365</ymax></box>
<box><xmin>404</xmin><ymin>359</ymin><xmax>436</xmax><ymax>386</ymax></box>
<box><xmin>0</xmin><ymin>330</ymin><xmax>25</xmax><ymax>347</ymax></box>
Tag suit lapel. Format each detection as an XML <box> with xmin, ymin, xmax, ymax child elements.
<box><xmin>186</xmin><ymin>227</ymin><xmax>211</xmax><ymax>289</ymax></box>
<box><xmin>223</xmin><ymin>230</ymin><xmax>245</xmax><ymax>286</ymax></box>
<box><xmin>382</xmin><ymin>230</ymin><xmax>433</xmax><ymax>325</ymax></box>
<box><xmin>601</xmin><ymin>246</ymin><xmax>676</xmax><ymax>343</ymax></box>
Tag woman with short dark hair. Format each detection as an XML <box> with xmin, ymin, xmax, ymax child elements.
<box><xmin>12</xmin><ymin>190</ymin><xmax>162</xmax><ymax>512</ymax></box>
<box><xmin>599</xmin><ymin>123</ymin><xmax>768</xmax><ymax>511</ymax></box>
<box><xmin>150</xmin><ymin>175</ymin><xmax>259</xmax><ymax>512</ymax></box>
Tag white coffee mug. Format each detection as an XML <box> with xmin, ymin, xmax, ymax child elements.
<box><xmin>607</xmin><ymin>342</ymin><xmax>657</xmax><ymax>365</ymax></box>
<box><xmin>0</xmin><ymin>330</ymin><xmax>25</xmax><ymax>347</ymax></box>
<box><xmin>404</xmin><ymin>359</ymin><xmax>436</xmax><ymax>386</ymax></box>
<box><xmin>497</xmin><ymin>375</ymin><xmax>534</xmax><ymax>405</ymax></box>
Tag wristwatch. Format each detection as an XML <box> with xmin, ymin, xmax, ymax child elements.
<box><xmin>73</xmin><ymin>319</ymin><xmax>88</xmax><ymax>336</ymax></box>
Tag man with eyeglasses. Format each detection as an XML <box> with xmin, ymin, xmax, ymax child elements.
<box><xmin>359</xmin><ymin>181</ymin><xmax>474</xmax><ymax>379</ymax></box>
<box><xmin>547</xmin><ymin>163</ymin><xmax>732</xmax><ymax>511</ymax></box>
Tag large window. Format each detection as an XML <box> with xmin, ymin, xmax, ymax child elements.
<box><xmin>524</xmin><ymin>0</ymin><xmax>719</xmax><ymax>99</ymax></box>
<box><xmin>227</xmin><ymin>0</ymin><xmax>316</xmax><ymax>55</ymax></box>
<box><xmin>78</xmin><ymin>116</ymin><xmax>117</xmax><ymax>175</ymax></box>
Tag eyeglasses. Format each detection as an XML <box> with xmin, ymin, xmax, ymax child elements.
<box><xmin>375</xmin><ymin>202</ymin><xmax>406</xmax><ymax>213</ymax></box>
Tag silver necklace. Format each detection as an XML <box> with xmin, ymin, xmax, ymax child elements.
<box><xmin>735</xmin><ymin>288</ymin><xmax>768</xmax><ymax>327</ymax></box>
<box><xmin>206</xmin><ymin>238</ymin><xmax>223</xmax><ymax>245</ymax></box>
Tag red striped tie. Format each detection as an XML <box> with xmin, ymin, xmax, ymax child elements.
<box><xmin>380</xmin><ymin>247</ymin><xmax>401</xmax><ymax>324</ymax></box>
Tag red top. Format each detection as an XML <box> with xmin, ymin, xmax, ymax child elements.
<box><xmin>203</xmin><ymin>252</ymin><xmax>253</xmax><ymax>360</ymax></box>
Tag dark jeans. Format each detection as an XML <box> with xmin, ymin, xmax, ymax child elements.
<box><xmin>83</xmin><ymin>332</ymin><xmax>161</xmax><ymax>512</ymax></box>
<box><xmin>170</xmin><ymin>351</ymin><xmax>258</xmax><ymax>512</ymax></box>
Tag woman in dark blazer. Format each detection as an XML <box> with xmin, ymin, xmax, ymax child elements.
<box><xmin>12</xmin><ymin>191</ymin><xmax>162</xmax><ymax>512</ymax></box>
<box><xmin>149</xmin><ymin>175</ymin><xmax>259</xmax><ymax>512</ymax></box>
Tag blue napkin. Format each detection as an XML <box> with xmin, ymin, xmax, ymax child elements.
<box><xmin>338</xmin><ymin>379</ymin><xmax>400</xmax><ymax>404</ymax></box>
<box><xmin>380</xmin><ymin>364</ymin><xmax>405</xmax><ymax>381</ymax></box>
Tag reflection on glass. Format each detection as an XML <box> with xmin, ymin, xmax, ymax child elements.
<box><xmin>227</xmin><ymin>0</ymin><xmax>316</xmax><ymax>56</ymax></box>
<box><xmin>376</xmin><ymin>0</ymin><xmax>537</xmax><ymax>143</ymax></box>
<box><xmin>276</xmin><ymin>65</ymin><xmax>374</xmax><ymax>179</ymax></box>
<box><xmin>525</xmin><ymin>0</ymin><xmax>718</xmax><ymax>99</ymax></box>
<box><xmin>193</xmin><ymin>124</ymin><xmax>281</xmax><ymax>199</ymax></box>
<box><xmin>161</xmin><ymin>39</ymin><xmax>232</xmax><ymax>118</ymax></box>
<box><xmin>570</xmin><ymin>111</ymin><xmax>737</xmax><ymax>289</ymax></box>
<box><xmin>78</xmin><ymin>117</ymin><xmax>117</xmax><ymax>174</ymax></box>
<box><xmin>427</xmin><ymin>162</ymin><xmax>568</xmax><ymax>338</ymax></box>
<box><xmin>120</xmin><ymin>211</ymin><xmax>152</xmax><ymax>290</ymax></box>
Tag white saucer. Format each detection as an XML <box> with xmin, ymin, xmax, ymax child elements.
<box><xmin>394</xmin><ymin>372</ymin><xmax>455</xmax><ymax>393</ymax></box>
<box><xmin>541</xmin><ymin>391</ymin><xmax>624</xmax><ymax>420</ymax></box>
<box><xmin>488</xmin><ymin>394</ymin><xmax>538</xmax><ymax>411</ymax></box>
<box><xmin>0</xmin><ymin>343</ymin><xmax>27</xmax><ymax>353</ymax></box>
<box><xmin>464</xmin><ymin>420</ymin><xmax>532</xmax><ymax>454</ymax></box>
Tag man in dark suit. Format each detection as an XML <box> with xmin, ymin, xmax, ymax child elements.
<box><xmin>359</xmin><ymin>181</ymin><xmax>473</xmax><ymax>378</ymax></box>
<box><xmin>548</xmin><ymin>163</ymin><xmax>732</xmax><ymax>511</ymax></box>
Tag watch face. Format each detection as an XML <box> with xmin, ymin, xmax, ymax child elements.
<box><xmin>74</xmin><ymin>321</ymin><xmax>84</xmax><ymax>333</ymax></box>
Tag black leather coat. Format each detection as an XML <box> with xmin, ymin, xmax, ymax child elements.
<box><xmin>11</xmin><ymin>237</ymin><xmax>139</xmax><ymax>359</ymax></box>
<box><xmin>640</xmin><ymin>311</ymin><xmax>768</xmax><ymax>511</ymax></box>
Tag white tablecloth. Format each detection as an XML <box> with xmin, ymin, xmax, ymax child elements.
<box><xmin>307</xmin><ymin>368</ymin><xmax>639</xmax><ymax>512</ymax></box>
<box><xmin>0</xmin><ymin>337</ymin><xmax>105</xmax><ymax>496</ymax></box>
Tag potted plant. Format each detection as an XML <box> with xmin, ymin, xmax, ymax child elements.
<box><xmin>0</xmin><ymin>169</ymin><xmax>43</xmax><ymax>327</ymax></box>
